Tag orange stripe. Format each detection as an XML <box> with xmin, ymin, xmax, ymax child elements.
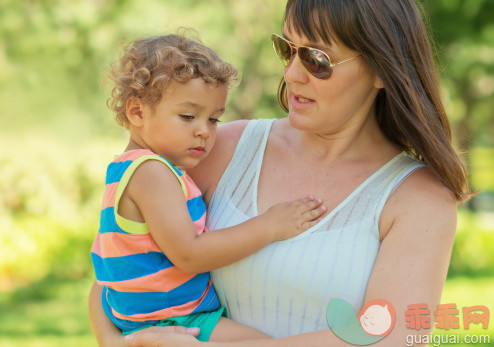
<box><xmin>111</xmin><ymin>280</ymin><xmax>213</xmax><ymax>321</ymax></box>
<box><xmin>91</xmin><ymin>233</ymin><xmax>101</xmax><ymax>254</ymax></box>
<box><xmin>111</xmin><ymin>304</ymin><xmax>174</xmax><ymax>322</ymax></box>
<box><xmin>99</xmin><ymin>266</ymin><xmax>196</xmax><ymax>293</ymax></box>
<box><xmin>193</xmin><ymin>214</ymin><xmax>206</xmax><ymax>235</ymax></box>
<box><xmin>171</xmin><ymin>280</ymin><xmax>213</xmax><ymax>317</ymax></box>
<box><xmin>95</xmin><ymin>232</ymin><xmax>160</xmax><ymax>258</ymax></box>
<box><xmin>184</xmin><ymin>175</ymin><xmax>201</xmax><ymax>198</ymax></box>
<box><xmin>115</xmin><ymin>149</ymin><xmax>155</xmax><ymax>162</ymax></box>
<box><xmin>101</xmin><ymin>182</ymin><xmax>118</xmax><ymax>209</ymax></box>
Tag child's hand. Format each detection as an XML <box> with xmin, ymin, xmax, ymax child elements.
<box><xmin>262</xmin><ymin>196</ymin><xmax>326</xmax><ymax>242</ymax></box>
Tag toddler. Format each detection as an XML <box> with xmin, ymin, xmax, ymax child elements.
<box><xmin>90</xmin><ymin>33</ymin><xmax>325</xmax><ymax>342</ymax></box>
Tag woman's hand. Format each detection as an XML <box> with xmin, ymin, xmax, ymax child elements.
<box><xmin>124</xmin><ymin>326</ymin><xmax>202</xmax><ymax>347</ymax></box>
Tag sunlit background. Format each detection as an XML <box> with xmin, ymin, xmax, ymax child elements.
<box><xmin>0</xmin><ymin>1</ymin><xmax>493</xmax><ymax>346</ymax></box>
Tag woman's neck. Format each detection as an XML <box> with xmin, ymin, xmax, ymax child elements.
<box><xmin>284</xmin><ymin>112</ymin><xmax>395</xmax><ymax>164</ymax></box>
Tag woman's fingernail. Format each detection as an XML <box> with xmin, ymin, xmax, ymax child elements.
<box><xmin>187</xmin><ymin>327</ymin><xmax>199</xmax><ymax>334</ymax></box>
<box><xmin>125</xmin><ymin>334</ymin><xmax>135</xmax><ymax>342</ymax></box>
<box><xmin>309</xmin><ymin>195</ymin><xmax>314</xmax><ymax>199</ymax></box>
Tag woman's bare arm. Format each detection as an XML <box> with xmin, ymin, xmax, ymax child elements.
<box><xmin>361</xmin><ymin>167</ymin><xmax>457</xmax><ymax>345</ymax></box>
<box><xmin>89</xmin><ymin>281</ymin><xmax>127</xmax><ymax>347</ymax></box>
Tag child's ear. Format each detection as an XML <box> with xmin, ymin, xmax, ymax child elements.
<box><xmin>126</xmin><ymin>97</ymin><xmax>145</xmax><ymax>127</ymax></box>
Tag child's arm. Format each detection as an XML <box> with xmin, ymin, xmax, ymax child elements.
<box><xmin>124</xmin><ymin>160</ymin><xmax>325</xmax><ymax>273</ymax></box>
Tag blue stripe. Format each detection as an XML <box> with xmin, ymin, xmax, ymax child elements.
<box><xmin>91</xmin><ymin>252</ymin><xmax>174</xmax><ymax>282</ymax></box>
<box><xmin>191</xmin><ymin>284</ymin><xmax>220</xmax><ymax>314</ymax></box>
<box><xmin>104</xmin><ymin>272</ymin><xmax>211</xmax><ymax>316</ymax></box>
<box><xmin>165</xmin><ymin>272</ymin><xmax>210</xmax><ymax>307</ymax></box>
<box><xmin>106</xmin><ymin>287</ymin><xmax>170</xmax><ymax>316</ymax></box>
<box><xmin>186</xmin><ymin>196</ymin><xmax>207</xmax><ymax>221</ymax></box>
<box><xmin>99</xmin><ymin>207</ymin><xmax>128</xmax><ymax>234</ymax></box>
<box><xmin>159</xmin><ymin>155</ymin><xmax>184</xmax><ymax>177</ymax></box>
<box><xmin>106</xmin><ymin>161</ymin><xmax>132</xmax><ymax>184</ymax></box>
<box><xmin>103</xmin><ymin>285</ymin><xmax>219</xmax><ymax>331</ymax></box>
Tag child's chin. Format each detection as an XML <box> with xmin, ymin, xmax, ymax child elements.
<box><xmin>181</xmin><ymin>161</ymin><xmax>201</xmax><ymax>169</ymax></box>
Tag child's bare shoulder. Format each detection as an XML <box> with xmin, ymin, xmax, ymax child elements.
<box><xmin>127</xmin><ymin>159</ymin><xmax>184</xmax><ymax>200</ymax></box>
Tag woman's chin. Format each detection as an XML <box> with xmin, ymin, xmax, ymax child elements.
<box><xmin>288</xmin><ymin>110</ymin><xmax>314</xmax><ymax>131</ymax></box>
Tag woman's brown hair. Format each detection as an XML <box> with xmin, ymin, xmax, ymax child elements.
<box><xmin>277</xmin><ymin>0</ymin><xmax>471</xmax><ymax>202</ymax></box>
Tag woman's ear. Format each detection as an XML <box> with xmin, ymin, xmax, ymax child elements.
<box><xmin>373</xmin><ymin>75</ymin><xmax>384</xmax><ymax>89</ymax></box>
<box><xmin>126</xmin><ymin>97</ymin><xmax>145</xmax><ymax>127</ymax></box>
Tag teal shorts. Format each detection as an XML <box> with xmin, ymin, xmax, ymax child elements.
<box><xmin>123</xmin><ymin>306</ymin><xmax>226</xmax><ymax>342</ymax></box>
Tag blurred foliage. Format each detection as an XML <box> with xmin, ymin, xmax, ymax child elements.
<box><xmin>0</xmin><ymin>136</ymin><xmax>118</xmax><ymax>289</ymax></box>
<box><xmin>450</xmin><ymin>208</ymin><xmax>494</xmax><ymax>277</ymax></box>
<box><xmin>0</xmin><ymin>0</ymin><xmax>287</xmax><ymax>140</ymax></box>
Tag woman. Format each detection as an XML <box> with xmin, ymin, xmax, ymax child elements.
<box><xmin>89</xmin><ymin>0</ymin><xmax>469</xmax><ymax>345</ymax></box>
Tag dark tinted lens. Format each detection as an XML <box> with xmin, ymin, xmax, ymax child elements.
<box><xmin>299</xmin><ymin>48</ymin><xmax>332</xmax><ymax>79</ymax></box>
<box><xmin>272</xmin><ymin>35</ymin><xmax>293</xmax><ymax>66</ymax></box>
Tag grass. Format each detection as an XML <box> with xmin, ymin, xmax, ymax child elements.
<box><xmin>430</xmin><ymin>277</ymin><xmax>494</xmax><ymax>346</ymax></box>
<box><xmin>0</xmin><ymin>276</ymin><xmax>492</xmax><ymax>346</ymax></box>
<box><xmin>0</xmin><ymin>276</ymin><xmax>97</xmax><ymax>347</ymax></box>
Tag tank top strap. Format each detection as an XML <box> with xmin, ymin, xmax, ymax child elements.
<box><xmin>373</xmin><ymin>152</ymin><xmax>427</xmax><ymax>218</ymax></box>
<box><xmin>331</xmin><ymin>152</ymin><xmax>427</xmax><ymax>241</ymax></box>
<box><xmin>210</xmin><ymin>118</ymin><xmax>275</xmax><ymax>218</ymax></box>
<box><xmin>228</xmin><ymin>118</ymin><xmax>275</xmax><ymax>179</ymax></box>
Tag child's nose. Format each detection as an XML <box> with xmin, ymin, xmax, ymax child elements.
<box><xmin>194</xmin><ymin>124</ymin><xmax>209</xmax><ymax>138</ymax></box>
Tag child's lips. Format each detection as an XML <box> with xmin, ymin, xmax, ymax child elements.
<box><xmin>189</xmin><ymin>147</ymin><xmax>206</xmax><ymax>156</ymax></box>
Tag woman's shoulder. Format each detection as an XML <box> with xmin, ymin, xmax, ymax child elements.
<box><xmin>208</xmin><ymin>119</ymin><xmax>250</xmax><ymax>163</ymax></box>
<box><xmin>393</xmin><ymin>166</ymin><xmax>456</xmax><ymax>205</ymax></box>
<box><xmin>216</xmin><ymin>119</ymin><xmax>250</xmax><ymax>144</ymax></box>
<box><xmin>379</xmin><ymin>165</ymin><xmax>457</xmax><ymax>241</ymax></box>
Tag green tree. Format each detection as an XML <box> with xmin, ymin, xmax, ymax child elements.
<box><xmin>421</xmin><ymin>0</ymin><xmax>494</xmax><ymax>198</ymax></box>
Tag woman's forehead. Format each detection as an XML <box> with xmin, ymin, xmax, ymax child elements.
<box><xmin>283</xmin><ymin>16</ymin><xmax>339</xmax><ymax>47</ymax></box>
<box><xmin>283</xmin><ymin>22</ymin><xmax>351</xmax><ymax>54</ymax></box>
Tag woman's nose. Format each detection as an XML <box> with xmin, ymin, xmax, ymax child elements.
<box><xmin>284</xmin><ymin>54</ymin><xmax>310</xmax><ymax>84</ymax></box>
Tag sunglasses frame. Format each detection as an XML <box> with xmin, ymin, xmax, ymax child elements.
<box><xmin>271</xmin><ymin>33</ymin><xmax>360</xmax><ymax>79</ymax></box>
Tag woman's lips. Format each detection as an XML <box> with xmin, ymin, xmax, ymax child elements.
<box><xmin>290</xmin><ymin>94</ymin><xmax>315</xmax><ymax>109</ymax></box>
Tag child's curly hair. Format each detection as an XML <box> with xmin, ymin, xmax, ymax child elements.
<box><xmin>107</xmin><ymin>33</ymin><xmax>238</xmax><ymax>128</ymax></box>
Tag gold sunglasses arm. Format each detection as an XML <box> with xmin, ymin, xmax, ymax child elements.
<box><xmin>331</xmin><ymin>55</ymin><xmax>361</xmax><ymax>67</ymax></box>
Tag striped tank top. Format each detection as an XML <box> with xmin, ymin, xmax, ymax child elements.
<box><xmin>208</xmin><ymin>118</ymin><xmax>426</xmax><ymax>337</ymax></box>
<box><xmin>90</xmin><ymin>149</ymin><xmax>219</xmax><ymax>332</ymax></box>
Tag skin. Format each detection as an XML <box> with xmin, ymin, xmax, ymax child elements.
<box><xmin>89</xmin><ymin>29</ymin><xmax>457</xmax><ymax>347</ymax></box>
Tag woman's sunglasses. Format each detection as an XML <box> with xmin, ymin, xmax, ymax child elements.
<box><xmin>271</xmin><ymin>33</ymin><xmax>360</xmax><ymax>80</ymax></box>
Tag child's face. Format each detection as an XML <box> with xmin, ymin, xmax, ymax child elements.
<box><xmin>140</xmin><ymin>78</ymin><xmax>228</xmax><ymax>168</ymax></box>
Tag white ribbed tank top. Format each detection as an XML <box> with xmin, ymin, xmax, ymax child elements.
<box><xmin>207</xmin><ymin>118</ymin><xmax>426</xmax><ymax>337</ymax></box>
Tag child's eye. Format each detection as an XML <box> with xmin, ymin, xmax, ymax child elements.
<box><xmin>209</xmin><ymin>118</ymin><xmax>221</xmax><ymax>124</ymax></box>
<box><xmin>179</xmin><ymin>114</ymin><xmax>194</xmax><ymax>120</ymax></box>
